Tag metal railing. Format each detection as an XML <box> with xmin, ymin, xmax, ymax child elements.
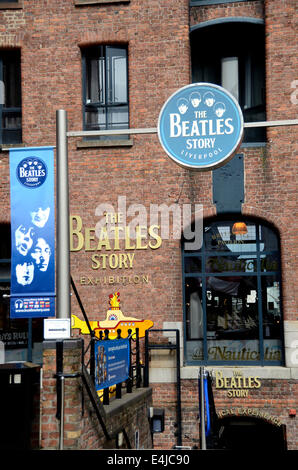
<box><xmin>54</xmin><ymin>338</ymin><xmax>132</xmax><ymax>450</ymax></box>
<box><xmin>55</xmin><ymin>277</ymin><xmax>155</xmax><ymax>450</ymax></box>
<box><xmin>54</xmin><ymin>277</ymin><xmax>148</xmax><ymax>449</ymax></box>
<box><xmin>71</xmin><ymin>276</ymin><xmax>145</xmax><ymax>404</ymax></box>
<box><xmin>96</xmin><ymin>327</ymin><xmax>143</xmax><ymax>405</ymax></box>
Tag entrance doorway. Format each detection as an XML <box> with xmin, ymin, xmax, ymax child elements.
<box><xmin>217</xmin><ymin>417</ymin><xmax>287</xmax><ymax>450</ymax></box>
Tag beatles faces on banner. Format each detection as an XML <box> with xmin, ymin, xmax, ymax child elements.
<box><xmin>14</xmin><ymin>207</ymin><xmax>52</xmax><ymax>289</ymax></box>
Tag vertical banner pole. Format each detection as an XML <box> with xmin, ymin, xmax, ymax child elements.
<box><xmin>200</xmin><ymin>366</ymin><xmax>206</xmax><ymax>450</ymax></box>
<box><xmin>56</xmin><ymin>110</ymin><xmax>70</xmax><ymax>320</ymax></box>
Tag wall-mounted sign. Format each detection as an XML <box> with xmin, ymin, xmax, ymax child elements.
<box><xmin>0</xmin><ymin>329</ymin><xmax>28</xmax><ymax>349</ymax></box>
<box><xmin>217</xmin><ymin>408</ymin><xmax>282</xmax><ymax>427</ymax></box>
<box><xmin>215</xmin><ymin>370</ymin><xmax>261</xmax><ymax>398</ymax></box>
<box><xmin>44</xmin><ymin>319</ymin><xmax>71</xmax><ymax>340</ymax></box>
<box><xmin>9</xmin><ymin>147</ymin><xmax>55</xmax><ymax>319</ymax></box>
<box><xmin>95</xmin><ymin>337</ymin><xmax>130</xmax><ymax>391</ymax></box>
<box><xmin>158</xmin><ymin>83</ymin><xmax>243</xmax><ymax>170</ymax></box>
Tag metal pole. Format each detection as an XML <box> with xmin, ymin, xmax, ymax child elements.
<box><xmin>56</xmin><ymin>340</ymin><xmax>65</xmax><ymax>451</ymax></box>
<box><xmin>65</xmin><ymin>118</ymin><xmax>298</xmax><ymax>138</ymax></box>
<box><xmin>59</xmin><ymin>376</ymin><xmax>65</xmax><ymax>450</ymax></box>
<box><xmin>200</xmin><ymin>366</ymin><xmax>206</xmax><ymax>450</ymax></box>
<box><xmin>56</xmin><ymin>110</ymin><xmax>71</xmax><ymax>320</ymax></box>
<box><xmin>176</xmin><ymin>330</ymin><xmax>182</xmax><ymax>447</ymax></box>
<box><xmin>144</xmin><ymin>330</ymin><xmax>149</xmax><ymax>387</ymax></box>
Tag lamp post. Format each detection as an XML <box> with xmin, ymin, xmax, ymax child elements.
<box><xmin>56</xmin><ymin>109</ymin><xmax>71</xmax><ymax>321</ymax></box>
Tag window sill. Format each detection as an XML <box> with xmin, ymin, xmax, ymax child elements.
<box><xmin>0</xmin><ymin>2</ymin><xmax>22</xmax><ymax>9</ymax></box>
<box><xmin>149</xmin><ymin>365</ymin><xmax>297</xmax><ymax>383</ymax></box>
<box><xmin>240</xmin><ymin>142</ymin><xmax>266</xmax><ymax>148</ymax></box>
<box><xmin>190</xmin><ymin>0</ymin><xmax>250</xmax><ymax>6</ymax></box>
<box><xmin>0</xmin><ymin>143</ymin><xmax>24</xmax><ymax>152</ymax></box>
<box><xmin>76</xmin><ymin>139</ymin><xmax>133</xmax><ymax>149</ymax></box>
<box><xmin>74</xmin><ymin>0</ymin><xmax>130</xmax><ymax>5</ymax></box>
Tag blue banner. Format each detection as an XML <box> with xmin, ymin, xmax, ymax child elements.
<box><xmin>9</xmin><ymin>147</ymin><xmax>55</xmax><ymax>319</ymax></box>
<box><xmin>95</xmin><ymin>338</ymin><xmax>130</xmax><ymax>390</ymax></box>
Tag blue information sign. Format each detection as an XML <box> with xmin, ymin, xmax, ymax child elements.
<box><xmin>9</xmin><ymin>147</ymin><xmax>55</xmax><ymax>319</ymax></box>
<box><xmin>158</xmin><ymin>83</ymin><xmax>244</xmax><ymax>170</ymax></box>
<box><xmin>95</xmin><ymin>338</ymin><xmax>130</xmax><ymax>391</ymax></box>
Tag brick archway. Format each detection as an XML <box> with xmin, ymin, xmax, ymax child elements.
<box><xmin>216</xmin><ymin>412</ymin><xmax>286</xmax><ymax>450</ymax></box>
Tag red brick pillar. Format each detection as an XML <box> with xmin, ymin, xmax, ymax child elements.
<box><xmin>41</xmin><ymin>339</ymin><xmax>83</xmax><ymax>450</ymax></box>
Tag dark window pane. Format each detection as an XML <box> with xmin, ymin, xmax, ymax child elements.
<box><xmin>3</xmin><ymin>52</ymin><xmax>21</xmax><ymax>107</ymax></box>
<box><xmin>3</xmin><ymin>110</ymin><xmax>21</xmax><ymax>129</ymax></box>
<box><xmin>262</xmin><ymin>276</ymin><xmax>281</xmax><ymax>336</ymax></box>
<box><xmin>185</xmin><ymin>277</ymin><xmax>203</xmax><ymax>340</ymax></box>
<box><xmin>184</xmin><ymin>256</ymin><xmax>202</xmax><ymax>273</ymax></box>
<box><xmin>2</xmin><ymin>128</ymin><xmax>21</xmax><ymax>144</ymax></box>
<box><xmin>262</xmin><ymin>276</ymin><xmax>283</xmax><ymax>362</ymax></box>
<box><xmin>260</xmin><ymin>254</ymin><xmax>279</xmax><ymax>273</ymax></box>
<box><xmin>86</xmin><ymin>56</ymin><xmax>105</xmax><ymax>105</ymax></box>
<box><xmin>107</xmin><ymin>105</ymin><xmax>129</xmax><ymax>130</ymax></box>
<box><xmin>191</xmin><ymin>22</ymin><xmax>266</xmax><ymax>142</ymax></box>
<box><xmin>206</xmin><ymin>276</ymin><xmax>259</xmax><ymax>362</ymax></box>
<box><xmin>185</xmin><ymin>277</ymin><xmax>204</xmax><ymax>361</ymax></box>
<box><xmin>1</xmin><ymin>51</ymin><xmax>22</xmax><ymax>144</ymax></box>
<box><xmin>0</xmin><ymin>261</ymin><xmax>10</xmax><ymax>281</ymax></box>
<box><xmin>85</xmin><ymin>107</ymin><xmax>106</xmax><ymax>130</ymax></box>
<box><xmin>206</xmin><ymin>255</ymin><xmax>257</xmax><ymax>274</ymax></box>
<box><xmin>259</xmin><ymin>225</ymin><xmax>279</xmax><ymax>251</ymax></box>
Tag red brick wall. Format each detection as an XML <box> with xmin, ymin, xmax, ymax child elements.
<box><xmin>0</xmin><ymin>0</ymin><xmax>297</xmax><ymax>452</ymax></box>
<box><xmin>151</xmin><ymin>379</ymin><xmax>298</xmax><ymax>450</ymax></box>
<box><xmin>41</xmin><ymin>343</ymin><xmax>82</xmax><ymax>449</ymax></box>
<box><xmin>41</xmin><ymin>341</ymin><xmax>152</xmax><ymax>450</ymax></box>
<box><xmin>190</xmin><ymin>0</ymin><xmax>264</xmax><ymax>26</ymax></box>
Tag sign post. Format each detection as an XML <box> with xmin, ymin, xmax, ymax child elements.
<box><xmin>56</xmin><ymin>110</ymin><xmax>71</xmax><ymax>322</ymax></box>
<box><xmin>199</xmin><ymin>367</ymin><xmax>207</xmax><ymax>450</ymax></box>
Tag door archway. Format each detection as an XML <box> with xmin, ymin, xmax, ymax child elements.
<box><xmin>217</xmin><ymin>416</ymin><xmax>287</xmax><ymax>450</ymax></box>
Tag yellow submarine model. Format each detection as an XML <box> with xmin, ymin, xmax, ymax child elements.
<box><xmin>71</xmin><ymin>291</ymin><xmax>153</xmax><ymax>339</ymax></box>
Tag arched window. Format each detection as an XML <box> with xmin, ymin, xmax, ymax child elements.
<box><xmin>191</xmin><ymin>20</ymin><xmax>266</xmax><ymax>143</ymax></box>
<box><xmin>182</xmin><ymin>218</ymin><xmax>284</xmax><ymax>365</ymax></box>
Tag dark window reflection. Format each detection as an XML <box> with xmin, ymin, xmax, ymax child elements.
<box><xmin>183</xmin><ymin>219</ymin><xmax>283</xmax><ymax>364</ymax></box>
<box><xmin>82</xmin><ymin>45</ymin><xmax>129</xmax><ymax>140</ymax></box>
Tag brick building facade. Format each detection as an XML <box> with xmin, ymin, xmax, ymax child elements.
<box><xmin>0</xmin><ymin>0</ymin><xmax>297</xmax><ymax>450</ymax></box>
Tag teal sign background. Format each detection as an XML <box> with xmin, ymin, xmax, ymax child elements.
<box><xmin>158</xmin><ymin>83</ymin><xmax>243</xmax><ymax>170</ymax></box>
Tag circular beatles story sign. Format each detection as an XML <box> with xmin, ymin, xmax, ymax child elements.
<box><xmin>16</xmin><ymin>156</ymin><xmax>48</xmax><ymax>188</ymax></box>
<box><xmin>158</xmin><ymin>83</ymin><xmax>244</xmax><ymax>170</ymax></box>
